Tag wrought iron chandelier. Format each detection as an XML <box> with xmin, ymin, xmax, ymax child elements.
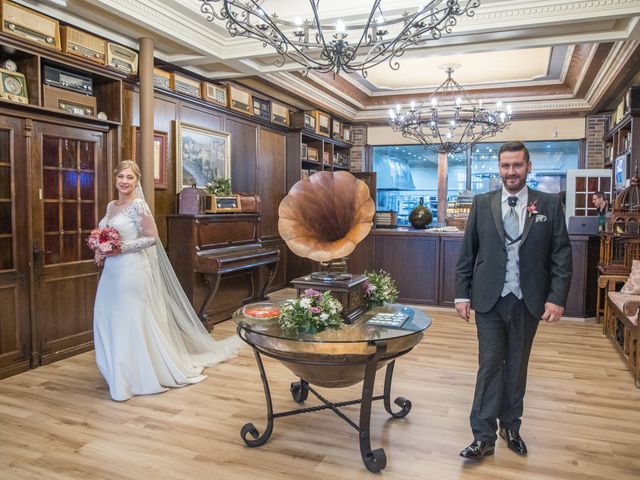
<box><xmin>199</xmin><ymin>0</ymin><xmax>481</xmax><ymax>76</ymax></box>
<box><xmin>389</xmin><ymin>64</ymin><xmax>512</xmax><ymax>154</ymax></box>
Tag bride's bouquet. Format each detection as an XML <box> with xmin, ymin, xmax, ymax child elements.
<box><xmin>87</xmin><ymin>226</ymin><xmax>122</xmax><ymax>260</ymax></box>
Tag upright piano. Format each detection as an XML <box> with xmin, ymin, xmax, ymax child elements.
<box><xmin>167</xmin><ymin>213</ymin><xmax>280</xmax><ymax>330</ymax></box>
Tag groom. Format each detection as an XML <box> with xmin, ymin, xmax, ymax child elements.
<box><xmin>455</xmin><ymin>141</ymin><xmax>572</xmax><ymax>459</ymax></box>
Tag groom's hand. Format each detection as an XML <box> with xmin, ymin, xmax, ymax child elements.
<box><xmin>455</xmin><ymin>301</ymin><xmax>471</xmax><ymax>322</ymax></box>
<box><xmin>541</xmin><ymin>302</ymin><xmax>564</xmax><ymax>323</ymax></box>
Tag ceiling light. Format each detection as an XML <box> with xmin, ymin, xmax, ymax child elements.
<box><xmin>199</xmin><ymin>0</ymin><xmax>481</xmax><ymax>76</ymax></box>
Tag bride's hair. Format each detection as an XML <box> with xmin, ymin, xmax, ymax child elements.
<box><xmin>114</xmin><ymin>160</ymin><xmax>141</xmax><ymax>180</ymax></box>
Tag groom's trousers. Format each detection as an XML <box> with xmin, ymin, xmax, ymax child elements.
<box><xmin>470</xmin><ymin>293</ymin><xmax>539</xmax><ymax>443</ymax></box>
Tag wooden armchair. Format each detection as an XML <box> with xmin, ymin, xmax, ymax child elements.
<box><xmin>603</xmin><ymin>274</ymin><xmax>640</xmax><ymax>388</ymax></box>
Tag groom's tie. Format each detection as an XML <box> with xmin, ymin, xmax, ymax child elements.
<box><xmin>504</xmin><ymin>196</ymin><xmax>519</xmax><ymax>242</ymax></box>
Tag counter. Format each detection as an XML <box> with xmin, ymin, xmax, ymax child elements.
<box><xmin>344</xmin><ymin>228</ymin><xmax>598</xmax><ymax>317</ymax></box>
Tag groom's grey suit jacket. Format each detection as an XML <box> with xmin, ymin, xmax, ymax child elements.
<box><xmin>455</xmin><ymin>188</ymin><xmax>572</xmax><ymax>319</ymax></box>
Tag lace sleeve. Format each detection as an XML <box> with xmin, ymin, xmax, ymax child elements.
<box><xmin>120</xmin><ymin>199</ymin><xmax>158</xmax><ymax>254</ymax></box>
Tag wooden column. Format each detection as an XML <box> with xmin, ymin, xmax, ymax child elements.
<box><xmin>139</xmin><ymin>37</ymin><xmax>155</xmax><ymax>213</ymax></box>
<box><xmin>438</xmin><ymin>152</ymin><xmax>448</xmax><ymax>225</ymax></box>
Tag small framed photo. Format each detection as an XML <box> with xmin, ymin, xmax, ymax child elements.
<box><xmin>227</xmin><ymin>85</ymin><xmax>252</xmax><ymax>115</ymax></box>
<box><xmin>316</xmin><ymin>111</ymin><xmax>330</xmax><ymax>137</ymax></box>
<box><xmin>303</xmin><ymin>112</ymin><xmax>316</xmax><ymax>131</ymax></box>
<box><xmin>131</xmin><ymin>127</ymin><xmax>168</xmax><ymax>189</ymax></box>
<box><xmin>343</xmin><ymin>125</ymin><xmax>352</xmax><ymax>143</ymax></box>
<box><xmin>175</xmin><ymin>122</ymin><xmax>231</xmax><ymax>194</ymax></box>
<box><xmin>301</xmin><ymin>143</ymin><xmax>308</xmax><ymax>160</ymax></box>
<box><xmin>332</xmin><ymin>119</ymin><xmax>342</xmax><ymax>140</ymax></box>
<box><xmin>323</xmin><ymin>151</ymin><xmax>330</xmax><ymax>165</ymax></box>
<box><xmin>307</xmin><ymin>147</ymin><xmax>319</xmax><ymax>162</ymax></box>
<box><xmin>271</xmin><ymin>101</ymin><xmax>290</xmax><ymax>126</ymax></box>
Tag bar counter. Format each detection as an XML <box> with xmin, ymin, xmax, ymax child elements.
<box><xmin>345</xmin><ymin>228</ymin><xmax>598</xmax><ymax>318</ymax></box>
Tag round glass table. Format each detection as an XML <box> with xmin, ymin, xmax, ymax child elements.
<box><xmin>233</xmin><ymin>303</ymin><xmax>431</xmax><ymax>472</ymax></box>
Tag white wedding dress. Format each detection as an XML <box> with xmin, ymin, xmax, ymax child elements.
<box><xmin>93</xmin><ymin>198</ymin><xmax>242</xmax><ymax>401</ymax></box>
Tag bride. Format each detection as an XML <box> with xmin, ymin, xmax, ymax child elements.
<box><xmin>93</xmin><ymin>160</ymin><xmax>242</xmax><ymax>401</ymax></box>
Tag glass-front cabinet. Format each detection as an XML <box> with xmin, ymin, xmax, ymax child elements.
<box><xmin>373</xmin><ymin>140</ymin><xmax>580</xmax><ymax>226</ymax></box>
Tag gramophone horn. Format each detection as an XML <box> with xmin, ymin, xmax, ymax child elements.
<box><xmin>278</xmin><ymin>171</ymin><xmax>375</xmax><ymax>263</ymax></box>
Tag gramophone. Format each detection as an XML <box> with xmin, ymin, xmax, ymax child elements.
<box><xmin>278</xmin><ymin>171</ymin><xmax>375</xmax><ymax>322</ymax></box>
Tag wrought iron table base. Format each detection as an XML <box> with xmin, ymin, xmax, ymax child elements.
<box><xmin>239</xmin><ymin>332</ymin><xmax>412</xmax><ymax>473</ymax></box>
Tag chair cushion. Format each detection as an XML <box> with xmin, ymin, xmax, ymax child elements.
<box><xmin>608</xmin><ymin>291</ymin><xmax>640</xmax><ymax>325</ymax></box>
<box><xmin>621</xmin><ymin>259</ymin><xmax>640</xmax><ymax>294</ymax></box>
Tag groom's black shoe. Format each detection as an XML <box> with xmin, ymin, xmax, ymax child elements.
<box><xmin>459</xmin><ymin>440</ymin><xmax>495</xmax><ymax>459</ymax></box>
<box><xmin>499</xmin><ymin>427</ymin><xmax>527</xmax><ymax>455</ymax></box>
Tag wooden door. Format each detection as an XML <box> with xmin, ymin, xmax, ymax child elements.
<box><xmin>31</xmin><ymin>122</ymin><xmax>108</xmax><ymax>365</ymax></box>
<box><xmin>0</xmin><ymin>116</ymin><xmax>31</xmax><ymax>378</ymax></box>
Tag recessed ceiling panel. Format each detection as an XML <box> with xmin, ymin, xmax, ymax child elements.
<box><xmin>364</xmin><ymin>48</ymin><xmax>553</xmax><ymax>90</ymax></box>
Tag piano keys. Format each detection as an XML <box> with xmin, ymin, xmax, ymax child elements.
<box><xmin>167</xmin><ymin>213</ymin><xmax>280</xmax><ymax>330</ymax></box>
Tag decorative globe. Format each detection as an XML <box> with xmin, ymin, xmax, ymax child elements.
<box><xmin>409</xmin><ymin>197</ymin><xmax>433</xmax><ymax>229</ymax></box>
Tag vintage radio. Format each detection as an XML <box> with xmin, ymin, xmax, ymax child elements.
<box><xmin>0</xmin><ymin>67</ymin><xmax>27</xmax><ymax>104</ymax></box>
<box><xmin>202</xmin><ymin>82</ymin><xmax>227</xmax><ymax>107</ymax></box>
<box><xmin>178</xmin><ymin>186</ymin><xmax>206</xmax><ymax>215</ymax></box>
<box><xmin>43</xmin><ymin>84</ymin><xmax>96</xmax><ymax>117</ymax></box>
<box><xmin>44</xmin><ymin>65</ymin><xmax>93</xmax><ymax>95</ymax></box>
<box><xmin>252</xmin><ymin>96</ymin><xmax>271</xmax><ymax>121</ymax></box>
<box><xmin>153</xmin><ymin>68</ymin><xmax>171</xmax><ymax>91</ymax></box>
<box><xmin>61</xmin><ymin>26</ymin><xmax>106</xmax><ymax>65</ymax></box>
<box><xmin>1</xmin><ymin>0</ymin><xmax>61</xmax><ymax>50</ymax></box>
<box><xmin>271</xmin><ymin>101</ymin><xmax>289</xmax><ymax>126</ymax></box>
<box><xmin>205</xmin><ymin>194</ymin><xmax>242</xmax><ymax>213</ymax></box>
<box><xmin>375</xmin><ymin>211</ymin><xmax>398</xmax><ymax>228</ymax></box>
<box><xmin>237</xmin><ymin>193</ymin><xmax>261</xmax><ymax>213</ymax></box>
<box><xmin>170</xmin><ymin>72</ymin><xmax>201</xmax><ymax>98</ymax></box>
<box><xmin>107</xmin><ymin>42</ymin><xmax>138</xmax><ymax>75</ymax></box>
<box><xmin>228</xmin><ymin>85</ymin><xmax>252</xmax><ymax>115</ymax></box>
<box><xmin>290</xmin><ymin>111</ymin><xmax>316</xmax><ymax>131</ymax></box>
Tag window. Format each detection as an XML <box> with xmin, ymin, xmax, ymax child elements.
<box><xmin>372</xmin><ymin>140</ymin><xmax>580</xmax><ymax>226</ymax></box>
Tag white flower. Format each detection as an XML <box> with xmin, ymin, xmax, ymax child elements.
<box><xmin>300</xmin><ymin>297</ymin><xmax>312</xmax><ymax>308</ymax></box>
<box><xmin>320</xmin><ymin>313</ymin><xmax>328</xmax><ymax>321</ymax></box>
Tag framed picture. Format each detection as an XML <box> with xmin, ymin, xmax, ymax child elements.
<box><xmin>175</xmin><ymin>121</ymin><xmax>231</xmax><ymax>194</ymax></box>
<box><xmin>343</xmin><ymin>125</ymin><xmax>352</xmax><ymax>143</ymax></box>
<box><xmin>307</xmin><ymin>147</ymin><xmax>319</xmax><ymax>162</ymax></box>
<box><xmin>316</xmin><ymin>111</ymin><xmax>331</xmax><ymax>137</ymax></box>
<box><xmin>301</xmin><ymin>143</ymin><xmax>308</xmax><ymax>160</ymax></box>
<box><xmin>131</xmin><ymin>127</ymin><xmax>168</xmax><ymax>189</ymax></box>
<box><xmin>271</xmin><ymin>102</ymin><xmax>290</xmax><ymax>126</ymax></box>
<box><xmin>332</xmin><ymin>119</ymin><xmax>342</xmax><ymax>139</ymax></box>
<box><xmin>228</xmin><ymin>85</ymin><xmax>252</xmax><ymax>115</ymax></box>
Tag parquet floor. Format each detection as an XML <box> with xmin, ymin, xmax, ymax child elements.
<box><xmin>1</xmin><ymin>290</ymin><xmax>639</xmax><ymax>479</ymax></box>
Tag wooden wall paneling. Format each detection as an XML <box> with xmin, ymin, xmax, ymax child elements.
<box><xmin>0</xmin><ymin>115</ymin><xmax>31</xmax><ymax>378</ymax></box>
<box><xmin>257</xmin><ymin>127</ymin><xmax>286</xmax><ymax>238</ymax></box>
<box><xmin>438</xmin><ymin>235</ymin><xmax>463</xmax><ymax>306</ymax></box>
<box><xmin>224</xmin><ymin>117</ymin><xmax>258</xmax><ymax>194</ymax></box>
<box><xmin>376</xmin><ymin>233</ymin><xmax>439</xmax><ymax>305</ymax></box>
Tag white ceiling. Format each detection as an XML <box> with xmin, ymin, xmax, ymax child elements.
<box><xmin>21</xmin><ymin>0</ymin><xmax>640</xmax><ymax>120</ymax></box>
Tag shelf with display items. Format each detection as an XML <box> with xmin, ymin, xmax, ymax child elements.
<box><xmin>0</xmin><ymin>31</ymin><xmax>124</xmax><ymax>124</ymax></box>
<box><xmin>604</xmin><ymin>86</ymin><xmax>640</xmax><ymax>187</ymax></box>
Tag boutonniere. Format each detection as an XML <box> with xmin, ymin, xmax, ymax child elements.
<box><xmin>527</xmin><ymin>200</ymin><xmax>538</xmax><ymax>218</ymax></box>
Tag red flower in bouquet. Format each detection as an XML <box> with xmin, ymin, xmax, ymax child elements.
<box><xmin>87</xmin><ymin>226</ymin><xmax>122</xmax><ymax>256</ymax></box>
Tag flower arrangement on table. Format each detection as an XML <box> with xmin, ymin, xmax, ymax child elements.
<box><xmin>279</xmin><ymin>289</ymin><xmax>343</xmax><ymax>334</ymax></box>
<box><xmin>86</xmin><ymin>226</ymin><xmax>121</xmax><ymax>265</ymax></box>
<box><xmin>205</xmin><ymin>177</ymin><xmax>232</xmax><ymax>196</ymax></box>
<box><xmin>363</xmin><ymin>270</ymin><xmax>399</xmax><ymax>308</ymax></box>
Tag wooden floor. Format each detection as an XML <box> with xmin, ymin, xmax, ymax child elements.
<box><xmin>1</xmin><ymin>290</ymin><xmax>639</xmax><ymax>480</ymax></box>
